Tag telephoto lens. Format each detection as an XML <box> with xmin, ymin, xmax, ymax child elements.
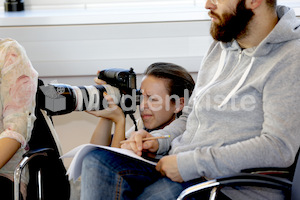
<box><xmin>37</xmin><ymin>68</ymin><xmax>140</xmax><ymax>116</ymax></box>
<box><xmin>4</xmin><ymin>0</ymin><xmax>24</xmax><ymax>11</ymax></box>
<box><xmin>37</xmin><ymin>83</ymin><xmax>121</xmax><ymax>116</ymax></box>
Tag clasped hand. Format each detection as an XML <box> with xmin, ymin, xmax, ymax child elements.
<box><xmin>85</xmin><ymin>77</ymin><xmax>124</xmax><ymax>123</ymax></box>
<box><xmin>121</xmin><ymin>130</ymin><xmax>184</xmax><ymax>182</ymax></box>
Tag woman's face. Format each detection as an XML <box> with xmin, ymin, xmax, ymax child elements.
<box><xmin>139</xmin><ymin>75</ymin><xmax>178</xmax><ymax>130</ymax></box>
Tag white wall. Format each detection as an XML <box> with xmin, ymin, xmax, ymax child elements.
<box><xmin>0</xmin><ymin>21</ymin><xmax>211</xmax><ymax>77</ymax></box>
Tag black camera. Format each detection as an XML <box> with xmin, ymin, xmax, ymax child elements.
<box><xmin>4</xmin><ymin>0</ymin><xmax>24</xmax><ymax>12</ymax></box>
<box><xmin>37</xmin><ymin>68</ymin><xmax>141</xmax><ymax>116</ymax></box>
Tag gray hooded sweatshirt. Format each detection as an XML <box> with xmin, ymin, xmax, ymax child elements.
<box><xmin>151</xmin><ymin>5</ymin><xmax>300</xmax><ymax>200</ymax></box>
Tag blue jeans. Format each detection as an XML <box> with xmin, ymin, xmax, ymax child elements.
<box><xmin>80</xmin><ymin>149</ymin><xmax>207</xmax><ymax>200</ymax></box>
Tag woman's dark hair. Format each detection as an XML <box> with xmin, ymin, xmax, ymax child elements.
<box><xmin>267</xmin><ymin>0</ymin><xmax>276</xmax><ymax>9</ymax></box>
<box><xmin>144</xmin><ymin>62</ymin><xmax>195</xmax><ymax>117</ymax></box>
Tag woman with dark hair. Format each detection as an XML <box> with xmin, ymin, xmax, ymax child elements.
<box><xmin>87</xmin><ymin>62</ymin><xmax>194</xmax><ymax>147</ymax></box>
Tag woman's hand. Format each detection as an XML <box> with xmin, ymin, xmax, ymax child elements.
<box><xmin>120</xmin><ymin>129</ymin><xmax>159</xmax><ymax>156</ymax></box>
<box><xmin>86</xmin><ymin>93</ymin><xmax>124</xmax><ymax>123</ymax></box>
<box><xmin>87</xmin><ymin>75</ymin><xmax>124</xmax><ymax>122</ymax></box>
<box><xmin>94</xmin><ymin>77</ymin><xmax>106</xmax><ymax>85</ymax></box>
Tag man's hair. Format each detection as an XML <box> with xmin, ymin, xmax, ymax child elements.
<box><xmin>266</xmin><ymin>0</ymin><xmax>277</xmax><ymax>9</ymax></box>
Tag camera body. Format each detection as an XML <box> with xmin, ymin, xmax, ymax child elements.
<box><xmin>98</xmin><ymin>68</ymin><xmax>137</xmax><ymax>96</ymax></box>
<box><xmin>37</xmin><ymin>68</ymin><xmax>140</xmax><ymax>116</ymax></box>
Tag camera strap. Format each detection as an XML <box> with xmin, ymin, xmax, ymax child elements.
<box><xmin>128</xmin><ymin>113</ymin><xmax>138</xmax><ymax>131</ymax></box>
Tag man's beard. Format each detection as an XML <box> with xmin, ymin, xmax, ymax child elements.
<box><xmin>210</xmin><ymin>0</ymin><xmax>254</xmax><ymax>42</ymax></box>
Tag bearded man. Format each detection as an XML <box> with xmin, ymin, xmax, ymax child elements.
<box><xmin>80</xmin><ymin>0</ymin><xmax>300</xmax><ymax>199</ymax></box>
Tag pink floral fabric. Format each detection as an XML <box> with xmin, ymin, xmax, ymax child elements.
<box><xmin>4</xmin><ymin>75</ymin><xmax>37</xmax><ymax>118</ymax></box>
<box><xmin>0</xmin><ymin>38</ymin><xmax>38</xmax><ymax>185</ymax></box>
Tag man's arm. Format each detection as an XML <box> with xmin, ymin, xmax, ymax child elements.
<box><xmin>177</xmin><ymin>60</ymin><xmax>300</xmax><ymax>182</ymax></box>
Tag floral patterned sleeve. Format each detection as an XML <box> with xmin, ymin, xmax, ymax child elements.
<box><xmin>0</xmin><ymin>38</ymin><xmax>38</xmax><ymax>148</ymax></box>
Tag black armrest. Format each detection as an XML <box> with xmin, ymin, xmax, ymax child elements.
<box><xmin>241</xmin><ymin>167</ymin><xmax>291</xmax><ymax>179</ymax></box>
<box><xmin>177</xmin><ymin>173</ymin><xmax>292</xmax><ymax>200</ymax></box>
<box><xmin>14</xmin><ymin>148</ymin><xmax>55</xmax><ymax>200</ymax></box>
<box><xmin>23</xmin><ymin>148</ymin><xmax>54</xmax><ymax>158</ymax></box>
<box><xmin>215</xmin><ymin>173</ymin><xmax>291</xmax><ymax>190</ymax></box>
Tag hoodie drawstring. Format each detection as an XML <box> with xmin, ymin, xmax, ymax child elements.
<box><xmin>195</xmin><ymin>50</ymin><xmax>255</xmax><ymax>108</ymax></box>
<box><xmin>195</xmin><ymin>50</ymin><xmax>227</xmax><ymax>99</ymax></box>
<box><xmin>210</xmin><ymin>50</ymin><xmax>227</xmax><ymax>83</ymax></box>
<box><xmin>218</xmin><ymin>56</ymin><xmax>255</xmax><ymax>108</ymax></box>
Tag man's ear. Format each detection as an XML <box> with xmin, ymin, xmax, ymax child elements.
<box><xmin>245</xmin><ymin>0</ymin><xmax>263</xmax><ymax>10</ymax></box>
<box><xmin>174</xmin><ymin>97</ymin><xmax>185</xmax><ymax>114</ymax></box>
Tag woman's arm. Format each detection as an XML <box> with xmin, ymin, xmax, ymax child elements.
<box><xmin>0</xmin><ymin>138</ymin><xmax>20</xmax><ymax>168</ymax></box>
<box><xmin>110</xmin><ymin>113</ymin><xmax>125</xmax><ymax>148</ymax></box>
<box><xmin>89</xmin><ymin>118</ymin><xmax>113</xmax><ymax>146</ymax></box>
<box><xmin>87</xmin><ymin>94</ymin><xmax>126</xmax><ymax>148</ymax></box>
